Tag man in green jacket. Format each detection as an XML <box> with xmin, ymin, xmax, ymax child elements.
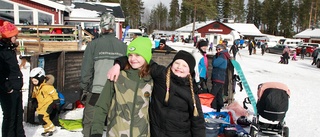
<box><xmin>80</xmin><ymin>13</ymin><xmax>127</xmax><ymax>137</ymax></box>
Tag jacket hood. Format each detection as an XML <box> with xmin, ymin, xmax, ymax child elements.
<box><xmin>221</xmin><ymin>49</ymin><xmax>231</xmax><ymax>59</ymax></box>
<box><xmin>45</xmin><ymin>74</ymin><xmax>55</xmax><ymax>85</ymax></box>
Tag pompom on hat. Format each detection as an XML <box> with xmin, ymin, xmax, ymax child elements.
<box><xmin>0</xmin><ymin>21</ymin><xmax>18</xmax><ymax>38</ymax></box>
<box><xmin>127</xmin><ymin>37</ymin><xmax>152</xmax><ymax>64</ymax></box>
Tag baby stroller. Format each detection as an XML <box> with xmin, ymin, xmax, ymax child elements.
<box><xmin>249</xmin><ymin>82</ymin><xmax>290</xmax><ymax>137</ymax></box>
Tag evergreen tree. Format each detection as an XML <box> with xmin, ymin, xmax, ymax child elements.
<box><xmin>278</xmin><ymin>0</ymin><xmax>295</xmax><ymax>37</ymax></box>
<box><xmin>149</xmin><ymin>3</ymin><xmax>168</xmax><ymax>30</ymax></box>
<box><xmin>169</xmin><ymin>0</ymin><xmax>180</xmax><ymax>30</ymax></box>
<box><xmin>232</xmin><ymin>0</ymin><xmax>246</xmax><ymax>23</ymax></box>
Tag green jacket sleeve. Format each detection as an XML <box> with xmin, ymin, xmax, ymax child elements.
<box><xmin>80</xmin><ymin>42</ymin><xmax>95</xmax><ymax>92</ymax></box>
<box><xmin>91</xmin><ymin>79</ymin><xmax>114</xmax><ymax>135</ymax></box>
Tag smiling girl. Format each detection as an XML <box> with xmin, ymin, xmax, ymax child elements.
<box><xmin>90</xmin><ymin>37</ymin><xmax>153</xmax><ymax>137</ymax></box>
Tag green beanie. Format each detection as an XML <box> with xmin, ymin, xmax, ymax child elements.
<box><xmin>127</xmin><ymin>37</ymin><xmax>152</xmax><ymax>64</ymax></box>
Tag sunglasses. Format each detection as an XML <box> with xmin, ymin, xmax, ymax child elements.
<box><xmin>216</xmin><ymin>48</ymin><xmax>221</xmax><ymax>51</ymax></box>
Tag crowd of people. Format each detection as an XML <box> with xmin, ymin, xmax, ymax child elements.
<box><xmin>3</xmin><ymin>11</ymin><xmax>316</xmax><ymax>137</ymax></box>
<box><xmin>78</xmin><ymin>13</ymin><xmax>238</xmax><ymax>137</ymax></box>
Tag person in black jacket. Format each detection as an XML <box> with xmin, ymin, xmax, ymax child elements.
<box><xmin>154</xmin><ymin>39</ymin><xmax>175</xmax><ymax>53</ymax></box>
<box><xmin>229</xmin><ymin>40</ymin><xmax>239</xmax><ymax>60</ymax></box>
<box><xmin>0</xmin><ymin>21</ymin><xmax>25</xmax><ymax>137</ymax></box>
<box><xmin>108</xmin><ymin>50</ymin><xmax>206</xmax><ymax>137</ymax></box>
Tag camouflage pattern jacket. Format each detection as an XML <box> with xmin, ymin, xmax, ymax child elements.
<box><xmin>91</xmin><ymin>69</ymin><xmax>153</xmax><ymax>137</ymax></box>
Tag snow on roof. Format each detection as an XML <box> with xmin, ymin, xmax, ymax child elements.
<box><xmin>69</xmin><ymin>8</ymin><xmax>100</xmax><ymax>18</ymax></box>
<box><xmin>175</xmin><ymin>21</ymin><xmax>215</xmax><ymax>32</ymax></box>
<box><xmin>30</xmin><ymin>0</ymin><xmax>67</xmax><ymax>11</ymax></box>
<box><xmin>293</xmin><ymin>28</ymin><xmax>320</xmax><ymax>38</ymax></box>
<box><xmin>86</xmin><ymin>2</ymin><xmax>121</xmax><ymax>7</ymax></box>
<box><xmin>224</xmin><ymin>23</ymin><xmax>264</xmax><ymax>36</ymax></box>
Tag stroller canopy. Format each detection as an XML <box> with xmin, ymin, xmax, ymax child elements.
<box><xmin>257</xmin><ymin>82</ymin><xmax>290</xmax><ymax>100</ymax></box>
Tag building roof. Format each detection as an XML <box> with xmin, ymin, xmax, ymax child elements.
<box><xmin>72</xmin><ymin>2</ymin><xmax>124</xmax><ymax>19</ymax></box>
<box><xmin>175</xmin><ymin>21</ymin><xmax>264</xmax><ymax>37</ymax></box>
<box><xmin>293</xmin><ymin>28</ymin><xmax>320</xmax><ymax>39</ymax></box>
<box><xmin>175</xmin><ymin>21</ymin><xmax>216</xmax><ymax>32</ymax></box>
<box><xmin>31</xmin><ymin>0</ymin><xmax>67</xmax><ymax>11</ymax></box>
<box><xmin>224</xmin><ymin>23</ymin><xmax>264</xmax><ymax>36</ymax></box>
<box><xmin>69</xmin><ymin>9</ymin><xmax>100</xmax><ymax>18</ymax></box>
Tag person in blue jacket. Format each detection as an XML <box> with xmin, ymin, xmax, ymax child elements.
<box><xmin>211</xmin><ymin>44</ymin><xmax>231</xmax><ymax>112</ymax></box>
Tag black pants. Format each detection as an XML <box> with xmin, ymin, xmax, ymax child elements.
<box><xmin>198</xmin><ymin>78</ymin><xmax>209</xmax><ymax>93</ymax></box>
<box><xmin>249</xmin><ymin>48</ymin><xmax>252</xmax><ymax>55</ymax></box>
<box><xmin>0</xmin><ymin>91</ymin><xmax>25</xmax><ymax>137</ymax></box>
<box><xmin>210</xmin><ymin>82</ymin><xmax>224</xmax><ymax>112</ymax></box>
<box><xmin>312</xmin><ymin>57</ymin><xmax>317</xmax><ymax>65</ymax></box>
<box><xmin>233</xmin><ymin>52</ymin><xmax>237</xmax><ymax>60</ymax></box>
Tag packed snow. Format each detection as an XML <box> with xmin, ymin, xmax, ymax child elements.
<box><xmin>0</xmin><ymin>41</ymin><xmax>319</xmax><ymax>137</ymax></box>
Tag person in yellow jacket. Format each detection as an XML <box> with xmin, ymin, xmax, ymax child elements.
<box><xmin>30</xmin><ymin>67</ymin><xmax>60</xmax><ymax>136</ymax></box>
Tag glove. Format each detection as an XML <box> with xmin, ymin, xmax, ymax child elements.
<box><xmin>52</xmin><ymin>99</ymin><xmax>60</xmax><ymax>111</ymax></box>
<box><xmin>80</xmin><ymin>91</ymin><xmax>89</xmax><ymax>105</ymax></box>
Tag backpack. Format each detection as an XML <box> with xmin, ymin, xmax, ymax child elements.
<box><xmin>56</xmin><ymin>89</ymin><xmax>65</xmax><ymax>107</ymax></box>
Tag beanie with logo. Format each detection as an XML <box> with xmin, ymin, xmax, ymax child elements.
<box><xmin>127</xmin><ymin>37</ymin><xmax>152</xmax><ymax>64</ymax></box>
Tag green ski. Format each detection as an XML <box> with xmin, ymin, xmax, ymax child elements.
<box><xmin>231</xmin><ymin>59</ymin><xmax>257</xmax><ymax>115</ymax></box>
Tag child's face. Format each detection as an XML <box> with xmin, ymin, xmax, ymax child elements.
<box><xmin>128</xmin><ymin>53</ymin><xmax>146</xmax><ymax>69</ymax></box>
<box><xmin>31</xmin><ymin>78</ymin><xmax>39</xmax><ymax>85</ymax></box>
<box><xmin>171</xmin><ymin>59</ymin><xmax>190</xmax><ymax>78</ymax></box>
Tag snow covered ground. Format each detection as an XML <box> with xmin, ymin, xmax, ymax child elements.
<box><xmin>1</xmin><ymin>41</ymin><xmax>319</xmax><ymax>137</ymax></box>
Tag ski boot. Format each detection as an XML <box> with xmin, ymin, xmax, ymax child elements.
<box><xmin>41</xmin><ymin>131</ymin><xmax>54</xmax><ymax>136</ymax></box>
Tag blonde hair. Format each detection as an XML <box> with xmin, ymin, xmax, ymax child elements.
<box><xmin>164</xmin><ymin>66</ymin><xmax>199</xmax><ymax>117</ymax></box>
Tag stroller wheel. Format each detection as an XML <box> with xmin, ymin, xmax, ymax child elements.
<box><xmin>282</xmin><ymin>126</ymin><xmax>289</xmax><ymax>137</ymax></box>
<box><xmin>249</xmin><ymin>126</ymin><xmax>258</xmax><ymax>137</ymax></box>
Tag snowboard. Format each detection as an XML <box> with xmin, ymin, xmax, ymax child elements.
<box><xmin>230</xmin><ymin>59</ymin><xmax>257</xmax><ymax>115</ymax></box>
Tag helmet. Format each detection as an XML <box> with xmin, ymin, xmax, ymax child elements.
<box><xmin>100</xmin><ymin>13</ymin><xmax>115</xmax><ymax>30</ymax></box>
<box><xmin>236</xmin><ymin>116</ymin><xmax>251</xmax><ymax>127</ymax></box>
<box><xmin>30</xmin><ymin>67</ymin><xmax>45</xmax><ymax>78</ymax></box>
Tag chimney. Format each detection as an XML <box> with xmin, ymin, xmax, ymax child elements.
<box><xmin>63</xmin><ymin>0</ymin><xmax>72</xmax><ymax>6</ymax></box>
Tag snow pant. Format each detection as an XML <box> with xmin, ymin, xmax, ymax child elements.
<box><xmin>82</xmin><ymin>93</ymin><xmax>100</xmax><ymax>137</ymax></box>
<box><xmin>312</xmin><ymin>57</ymin><xmax>317</xmax><ymax>65</ymax></box>
<box><xmin>249</xmin><ymin>48</ymin><xmax>253</xmax><ymax>55</ymax></box>
<box><xmin>210</xmin><ymin>82</ymin><xmax>224</xmax><ymax>112</ymax></box>
<box><xmin>283</xmin><ymin>53</ymin><xmax>289</xmax><ymax>64</ymax></box>
<box><xmin>261</xmin><ymin>49</ymin><xmax>265</xmax><ymax>55</ymax></box>
<box><xmin>0</xmin><ymin>91</ymin><xmax>25</xmax><ymax>137</ymax></box>
<box><xmin>38</xmin><ymin>102</ymin><xmax>55</xmax><ymax>132</ymax></box>
<box><xmin>232</xmin><ymin>52</ymin><xmax>237</xmax><ymax>60</ymax></box>
<box><xmin>300</xmin><ymin>53</ymin><xmax>305</xmax><ymax>59</ymax></box>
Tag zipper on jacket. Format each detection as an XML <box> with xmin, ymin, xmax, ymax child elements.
<box><xmin>130</xmin><ymin>78</ymin><xmax>141</xmax><ymax>137</ymax></box>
